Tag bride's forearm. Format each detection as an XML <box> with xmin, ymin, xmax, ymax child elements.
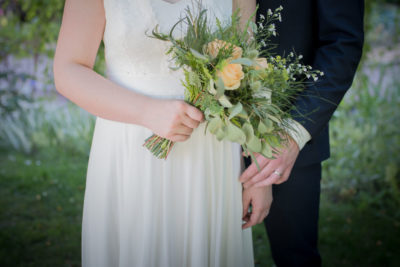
<box><xmin>53</xmin><ymin>62</ymin><xmax>155</xmax><ymax>127</ymax></box>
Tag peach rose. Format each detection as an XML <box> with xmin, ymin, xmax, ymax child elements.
<box><xmin>254</xmin><ymin>57</ymin><xmax>269</xmax><ymax>70</ymax></box>
<box><xmin>206</xmin><ymin>39</ymin><xmax>242</xmax><ymax>60</ymax></box>
<box><xmin>217</xmin><ymin>63</ymin><xmax>245</xmax><ymax>90</ymax></box>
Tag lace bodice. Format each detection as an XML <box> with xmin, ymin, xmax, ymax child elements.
<box><xmin>102</xmin><ymin>0</ymin><xmax>232</xmax><ymax>98</ymax></box>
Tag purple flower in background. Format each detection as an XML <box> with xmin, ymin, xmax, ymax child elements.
<box><xmin>29</xmin><ymin>78</ymin><xmax>37</xmax><ymax>88</ymax></box>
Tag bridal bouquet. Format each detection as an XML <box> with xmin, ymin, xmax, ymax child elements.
<box><xmin>143</xmin><ymin>4</ymin><xmax>322</xmax><ymax>169</ymax></box>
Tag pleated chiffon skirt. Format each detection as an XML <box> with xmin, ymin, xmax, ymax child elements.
<box><xmin>81</xmin><ymin>115</ymin><xmax>254</xmax><ymax>267</ymax></box>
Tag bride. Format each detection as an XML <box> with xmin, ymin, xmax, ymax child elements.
<box><xmin>53</xmin><ymin>0</ymin><xmax>272</xmax><ymax>266</ymax></box>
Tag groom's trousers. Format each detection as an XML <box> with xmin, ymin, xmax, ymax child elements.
<box><xmin>264</xmin><ymin>161</ymin><xmax>322</xmax><ymax>267</ymax></box>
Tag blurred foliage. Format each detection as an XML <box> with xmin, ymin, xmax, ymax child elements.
<box><xmin>0</xmin><ymin>0</ymin><xmax>105</xmax><ymax>72</ymax></box>
<box><xmin>0</xmin><ymin>0</ymin><xmax>64</xmax><ymax>59</ymax></box>
<box><xmin>323</xmin><ymin>69</ymin><xmax>400</xmax><ymax>216</ymax></box>
<box><xmin>322</xmin><ymin>1</ymin><xmax>400</xmax><ymax>221</ymax></box>
<box><xmin>0</xmin><ymin>70</ymin><xmax>34</xmax><ymax>117</ymax></box>
<box><xmin>0</xmin><ymin>101</ymin><xmax>95</xmax><ymax>156</ymax></box>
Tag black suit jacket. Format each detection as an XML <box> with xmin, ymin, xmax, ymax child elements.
<box><xmin>256</xmin><ymin>0</ymin><xmax>364</xmax><ymax>166</ymax></box>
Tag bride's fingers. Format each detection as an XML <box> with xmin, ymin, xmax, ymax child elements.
<box><xmin>242</xmin><ymin>198</ymin><xmax>251</xmax><ymax>220</ymax></box>
<box><xmin>185</xmin><ymin>105</ymin><xmax>204</xmax><ymax>122</ymax></box>
<box><xmin>181</xmin><ymin>114</ymin><xmax>200</xmax><ymax>129</ymax></box>
<box><xmin>173</xmin><ymin>124</ymin><xmax>194</xmax><ymax>136</ymax></box>
<box><xmin>242</xmin><ymin>211</ymin><xmax>257</xmax><ymax>229</ymax></box>
<box><xmin>171</xmin><ymin>134</ymin><xmax>190</xmax><ymax>142</ymax></box>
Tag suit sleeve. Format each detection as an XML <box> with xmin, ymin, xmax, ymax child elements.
<box><xmin>290</xmin><ymin>0</ymin><xmax>365</xmax><ymax>139</ymax></box>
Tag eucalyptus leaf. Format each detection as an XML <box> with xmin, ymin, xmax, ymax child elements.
<box><xmin>218</xmin><ymin>95</ymin><xmax>233</xmax><ymax>108</ymax></box>
<box><xmin>247</xmin><ymin>135</ymin><xmax>262</xmax><ymax>152</ymax></box>
<box><xmin>225</xmin><ymin>121</ymin><xmax>246</xmax><ymax>144</ymax></box>
<box><xmin>228</xmin><ymin>102</ymin><xmax>243</xmax><ymax>119</ymax></box>
<box><xmin>237</xmin><ymin>109</ymin><xmax>249</xmax><ymax>119</ymax></box>
<box><xmin>260</xmin><ymin>141</ymin><xmax>273</xmax><ymax>158</ymax></box>
<box><xmin>215</xmin><ymin>77</ymin><xmax>225</xmax><ymax>98</ymax></box>
<box><xmin>230</xmin><ymin>58</ymin><xmax>254</xmax><ymax>66</ymax></box>
<box><xmin>215</xmin><ymin>127</ymin><xmax>226</xmax><ymax>141</ymax></box>
<box><xmin>242</xmin><ymin>122</ymin><xmax>254</xmax><ymax>142</ymax></box>
<box><xmin>258</xmin><ymin>120</ymin><xmax>268</xmax><ymax>134</ymax></box>
<box><xmin>189</xmin><ymin>48</ymin><xmax>209</xmax><ymax>61</ymax></box>
<box><xmin>207</xmin><ymin>117</ymin><xmax>222</xmax><ymax>134</ymax></box>
<box><xmin>268</xmin><ymin>114</ymin><xmax>281</xmax><ymax>124</ymax></box>
<box><xmin>262</xmin><ymin>118</ymin><xmax>274</xmax><ymax>132</ymax></box>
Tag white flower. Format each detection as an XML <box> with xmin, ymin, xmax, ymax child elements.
<box><xmin>260</xmin><ymin>14</ymin><xmax>265</xmax><ymax>20</ymax></box>
<box><xmin>299</xmin><ymin>55</ymin><xmax>303</xmax><ymax>59</ymax></box>
<box><xmin>320</xmin><ymin>71</ymin><xmax>325</xmax><ymax>76</ymax></box>
<box><xmin>261</xmin><ymin>40</ymin><xmax>266</xmax><ymax>47</ymax></box>
<box><xmin>267</xmin><ymin>9</ymin><xmax>273</xmax><ymax>16</ymax></box>
<box><xmin>278</xmin><ymin>14</ymin><xmax>282</xmax><ymax>22</ymax></box>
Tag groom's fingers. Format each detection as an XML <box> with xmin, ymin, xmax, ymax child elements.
<box><xmin>254</xmin><ymin>167</ymin><xmax>287</xmax><ymax>188</ymax></box>
<box><xmin>243</xmin><ymin>161</ymin><xmax>281</xmax><ymax>188</ymax></box>
<box><xmin>274</xmin><ymin>164</ymin><xmax>294</xmax><ymax>184</ymax></box>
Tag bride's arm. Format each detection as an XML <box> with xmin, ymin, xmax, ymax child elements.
<box><xmin>53</xmin><ymin>0</ymin><xmax>203</xmax><ymax>142</ymax></box>
<box><xmin>232</xmin><ymin>0</ymin><xmax>256</xmax><ymax>30</ymax></box>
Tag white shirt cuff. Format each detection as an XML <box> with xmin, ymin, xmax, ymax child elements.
<box><xmin>282</xmin><ymin>118</ymin><xmax>312</xmax><ymax>150</ymax></box>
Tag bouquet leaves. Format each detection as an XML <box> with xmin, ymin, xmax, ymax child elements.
<box><xmin>143</xmin><ymin>4</ymin><xmax>323</xmax><ymax>169</ymax></box>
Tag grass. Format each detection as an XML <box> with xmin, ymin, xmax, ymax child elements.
<box><xmin>0</xmin><ymin>147</ymin><xmax>87</xmax><ymax>267</ymax></box>
<box><xmin>1</xmin><ymin>146</ymin><xmax>399</xmax><ymax>267</ymax></box>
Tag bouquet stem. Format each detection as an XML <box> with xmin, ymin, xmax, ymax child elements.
<box><xmin>143</xmin><ymin>134</ymin><xmax>175</xmax><ymax>159</ymax></box>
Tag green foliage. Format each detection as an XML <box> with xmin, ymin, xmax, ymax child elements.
<box><xmin>322</xmin><ymin>1</ymin><xmax>400</xmax><ymax>218</ymax></box>
<box><xmin>0</xmin><ymin>0</ymin><xmax>64</xmax><ymax>59</ymax></box>
<box><xmin>0</xmin><ymin>0</ymin><xmax>105</xmax><ymax>72</ymax></box>
<box><xmin>0</xmin><ymin>100</ymin><xmax>95</xmax><ymax>155</ymax></box>
<box><xmin>323</xmin><ymin>67</ymin><xmax>400</xmax><ymax>217</ymax></box>
<box><xmin>147</xmin><ymin>4</ymin><xmax>322</xmax><ymax>161</ymax></box>
<box><xmin>0</xmin><ymin>70</ymin><xmax>35</xmax><ymax>116</ymax></box>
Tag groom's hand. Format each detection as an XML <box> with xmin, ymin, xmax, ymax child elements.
<box><xmin>242</xmin><ymin>185</ymin><xmax>272</xmax><ymax>229</ymax></box>
<box><xmin>239</xmin><ymin>136</ymin><xmax>300</xmax><ymax>188</ymax></box>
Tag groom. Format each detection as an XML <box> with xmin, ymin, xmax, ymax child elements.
<box><xmin>240</xmin><ymin>0</ymin><xmax>364</xmax><ymax>266</ymax></box>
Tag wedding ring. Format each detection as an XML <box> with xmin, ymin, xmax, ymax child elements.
<box><xmin>273</xmin><ymin>170</ymin><xmax>282</xmax><ymax>177</ymax></box>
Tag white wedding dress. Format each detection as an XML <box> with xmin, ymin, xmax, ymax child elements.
<box><xmin>81</xmin><ymin>0</ymin><xmax>254</xmax><ymax>266</ymax></box>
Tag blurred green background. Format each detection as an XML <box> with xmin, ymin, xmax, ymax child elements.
<box><xmin>0</xmin><ymin>0</ymin><xmax>399</xmax><ymax>266</ymax></box>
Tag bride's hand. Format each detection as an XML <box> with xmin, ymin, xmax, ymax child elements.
<box><xmin>146</xmin><ymin>99</ymin><xmax>204</xmax><ymax>142</ymax></box>
<box><xmin>242</xmin><ymin>185</ymin><xmax>273</xmax><ymax>229</ymax></box>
